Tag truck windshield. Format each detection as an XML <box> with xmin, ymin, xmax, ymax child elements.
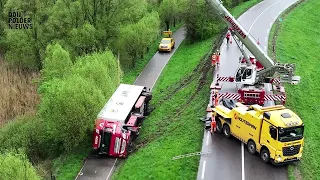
<box><xmin>101</xmin><ymin>131</ymin><xmax>112</xmax><ymax>152</ymax></box>
<box><xmin>161</xmin><ymin>39</ymin><xmax>170</xmax><ymax>44</ymax></box>
<box><xmin>278</xmin><ymin>126</ymin><xmax>304</xmax><ymax>142</ymax></box>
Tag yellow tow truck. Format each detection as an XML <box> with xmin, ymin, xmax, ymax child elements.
<box><xmin>212</xmin><ymin>99</ymin><xmax>304</xmax><ymax>164</ymax></box>
<box><xmin>158</xmin><ymin>30</ymin><xmax>175</xmax><ymax>52</ymax></box>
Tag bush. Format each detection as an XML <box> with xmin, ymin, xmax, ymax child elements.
<box><xmin>0</xmin><ymin>150</ymin><xmax>41</xmax><ymax>180</ymax></box>
<box><xmin>71</xmin><ymin>50</ymin><xmax>122</xmax><ymax>97</ymax></box>
<box><xmin>184</xmin><ymin>0</ymin><xmax>221</xmax><ymax>42</ymax></box>
<box><xmin>0</xmin><ymin>116</ymin><xmax>49</xmax><ymax>162</ymax></box>
<box><xmin>38</xmin><ymin>48</ymin><xmax>122</xmax><ymax>153</ymax></box>
<box><xmin>41</xmin><ymin>43</ymin><xmax>73</xmax><ymax>82</ymax></box>
<box><xmin>38</xmin><ymin>76</ymin><xmax>105</xmax><ymax>152</ymax></box>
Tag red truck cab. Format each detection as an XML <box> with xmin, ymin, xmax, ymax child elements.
<box><xmin>92</xmin><ymin>84</ymin><xmax>152</xmax><ymax>158</ymax></box>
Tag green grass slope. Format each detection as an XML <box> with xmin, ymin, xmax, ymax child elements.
<box><xmin>270</xmin><ymin>0</ymin><xmax>320</xmax><ymax>179</ymax></box>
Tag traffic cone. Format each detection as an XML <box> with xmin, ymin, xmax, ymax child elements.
<box><xmin>257</xmin><ymin>39</ymin><xmax>260</xmax><ymax>45</ymax></box>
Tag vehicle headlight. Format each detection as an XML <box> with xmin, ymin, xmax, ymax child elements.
<box><xmin>277</xmin><ymin>156</ymin><xmax>282</xmax><ymax>162</ymax></box>
<box><xmin>297</xmin><ymin>153</ymin><xmax>302</xmax><ymax>158</ymax></box>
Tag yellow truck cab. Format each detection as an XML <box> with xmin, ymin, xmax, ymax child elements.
<box><xmin>212</xmin><ymin>99</ymin><xmax>304</xmax><ymax>164</ymax></box>
<box><xmin>159</xmin><ymin>30</ymin><xmax>175</xmax><ymax>52</ymax></box>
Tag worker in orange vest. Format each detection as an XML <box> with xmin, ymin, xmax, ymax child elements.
<box><xmin>213</xmin><ymin>90</ymin><xmax>219</xmax><ymax>106</ymax></box>
<box><xmin>211</xmin><ymin>53</ymin><xmax>216</xmax><ymax>66</ymax></box>
<box><xmin>226</xmin><ymin>32</ymin><xmax>231</xmax><ymax>44</ymax></box>
<box><xmin>211</xmin><ymin>116</ymin><xmax>216</xmax><ymax>134</ymax></box>
<box><xmin>216</xmin><ymin>50</ymin><xmax>220</xmax><ymax>65</ymax></box>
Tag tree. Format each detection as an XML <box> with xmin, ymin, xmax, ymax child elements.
<box><xmin>184</xmin><ymin>0</ymin><xmax>220</xmax><ymax>42</ymax></box>
<box><xmin>38</xmin><ymin>49</ymin><xmax>122</xmax><ymax>152</ymax></box>
<box><xmin>3</xmin><ymin>0</ymin><xmax>53</xmax><ymax>70</ymax></box>
<box><xmin>116</xmin><ymin>11</ymin><xmax>160</xmax><ymax>68</ymax></box>
<box><xmin>159</xmin><ymin>0</ymin><xmax>187</xmax><ymax>30</ymax></box>
<box><xmin>71</xmin><ymin>50</ymin><xmax>122</xmax><ymax>97</ymax></box>
<box><xmin>159</xmin><ymin>0</ymin><xmax>176</xmax><ymax>30</ymax></box>
<box><xmin>69</xmin><ymin>23</ymin><xmax>98</xmax><ymax>56</ymax></box>
<box><xmin>0</xmin><ymin>150</ymin><xmax>41</xmax><ymax>180</ymax></box>
<box><xmin>41</xmin><ymin>43</ymin><xmax>73</xmax><ymax>82</ymax></box>
<box><xmin>38</xmin><ymin>76</ymin><xmax>105</xmax><ymax>152</ymax></box>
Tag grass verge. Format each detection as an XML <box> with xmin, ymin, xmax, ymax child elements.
<box><xmin>112</xmin><ymin>0</ymin><xmax>262</xmax><ymax>179</ymax></box>
<box><xmin>269</xmin><ymin>0</ymin><xmax>320</xmax><ymax>179</ymax></box>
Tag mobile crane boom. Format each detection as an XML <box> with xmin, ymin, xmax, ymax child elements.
<box><xmin>205</xmin><ymin>0</ymin><xmax>300</xmax><ymax>84</ymax></box>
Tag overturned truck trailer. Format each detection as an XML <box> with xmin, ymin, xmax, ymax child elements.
<box><xmin>93</xmin><ymin>84</ymin><xmax>152</xmax><ymax>158</ymax></box>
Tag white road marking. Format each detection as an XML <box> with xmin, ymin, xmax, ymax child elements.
<box><xmin>265</xmin><ymin>37</ymin><xmax>267</xmax><ymax>42</ymax></box>
<box><xmin>75</xmin><ymin>152</ymin><xmax>92</xmax><ymax>179</ymax></box>
<box><xmin>248</xmin><ymin>0</ymin><xmax>283</xmax><ymax>32</ymax></box>
<box><xmin>149</xmin><ymin>74</ymin><xmax>150</xmax><ymax>76</ymax></box>
<box><xmin>206</xmin><ymin>131</ymin><xmax>210</xmax><ymax>146</ymax></box>
<box><xmin>201</xmin><ymin>161</ymin><xmax>206</xmax><ymax>180</ymax></box>
<box><xmin>106</xmin><ymin>158</ymin><xmax>118</xmax><ymax>180</ymax></box>
<box><xmin>242</xmin><ymin>143</ymin><xmax>245</xmax><ymax>180</ymax></box>
<box><xmin>267</xmin><ymin>28</ymin><xmax>270</xmax><ymax>33</ymax></box>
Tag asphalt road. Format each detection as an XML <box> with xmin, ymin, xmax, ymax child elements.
<box><xmin>75</xmin><ymin>27</ymin><xmax>186</xmax><ymax>180</ymax></box>
<box><xmin>197</xmin><ymin>0</ymin><xmax>298</xmax><ymax>180</ymax></box>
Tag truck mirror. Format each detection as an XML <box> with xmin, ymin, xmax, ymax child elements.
<box><xmin>269</xmin><ymin>126</ymin><xmax>277</xmax><ymax>140</ymax></box>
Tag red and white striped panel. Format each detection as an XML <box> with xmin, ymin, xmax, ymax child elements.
<box><xmin>270</xmin><ymin>78</ymin><xmax>281</xmax><ymax>84</ymax></box>
<box><xmin>218</xmin><ymin>93</ymin><xmax>241</xmax><ymax>100</ymax></box>
<box><xmin>264</xmin><ymin>94</ymin><xmax>286</xmax><ymax>102</ymax></box>
<box><xmin>217</xmin><ymin>76</ymin><xmax>231</xmax><ymax>82</ymax></box>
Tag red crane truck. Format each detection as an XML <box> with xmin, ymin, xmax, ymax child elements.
<box><xmin>92</xmin><ymin>84</ymin><xmax>152</xmax><ymax>158</ymax></box>
<box><xmin>206</xmin><ymin>0</ymin><xmax>301</xmax><ymax>106</ymax></box>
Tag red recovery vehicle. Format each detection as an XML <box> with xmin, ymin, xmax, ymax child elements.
<box><xmin>92</xmin><ymin>84</ymin><xmax>152</xmax><ymax>158</ymax></box>
<box><xmin>206</xmin><ymin>0</ymin><xmax>301</xmax><ymax>106</ymax></box>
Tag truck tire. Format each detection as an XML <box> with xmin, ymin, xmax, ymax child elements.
<box><xmin>247</xmin><ymin>140</ymin><xmax>256</xmax><ymax>155</ymax></box>
<box><xmin>142</xmin><ymin>92</ymin><xmax>152</xmax><ymax>101</ymax></box>
<box><xmin>223</xmin><ymin>124</ymin><xmax>231</xmax><ymax>138</ymax></box>
<box><xmin>216</xmin><ymin>120</ymin><xmax>222</xmax><ymax>133</ymax></box>
<box><xmin>260</xmin><ymin>148</ymin><xmax>270</xmax><ymax>164</ymax></box>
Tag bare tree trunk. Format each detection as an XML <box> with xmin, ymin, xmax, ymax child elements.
<box><xmin>165</xmin><ymin>21</ymin><xmax>169</xmax><ymax>30</ymax></box>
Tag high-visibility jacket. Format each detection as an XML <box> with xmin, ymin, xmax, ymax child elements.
<box><xmin>226</xmin><ymin>32</ymin><xmax>231</xmax><ymax>38</ymax></box>
<box><xmin>211</xmin><ymin>54</ymin><xmax>217</xmax><ymax>66</ymax></box>
<box><xmin>211</xmin><ymin>119</ymin><xmax>216</xmax><ymax>133</ymax></box>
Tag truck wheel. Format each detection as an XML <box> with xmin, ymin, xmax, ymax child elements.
<box><xmin>142</xmin><ymin>92</ymin><xmax>152</xmax><ymax>101</ymax></box>
<box><xmin>247</xmin><ymin>140</ymin><xmax>256</xmax><ymax>155</ymax></box>
<box><xmin>216</xmin><ymin>120</ymin><xmax>222</xmax><ymax>133</ymax></box>
<box><xmin>260</xmin><ymin>148</ymin><xmax>270</xmax><ymax>164</ymax></box>
<box><xmin>223</xmin><ymin>124</ymin><xmax>231</xmax><ymax>138</ymax></box>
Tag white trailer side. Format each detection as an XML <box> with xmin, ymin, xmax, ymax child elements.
<box><xmin>97</xmin><ymin>84</ymin><xmax>145</xmax><ymax>123</ymax></box>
